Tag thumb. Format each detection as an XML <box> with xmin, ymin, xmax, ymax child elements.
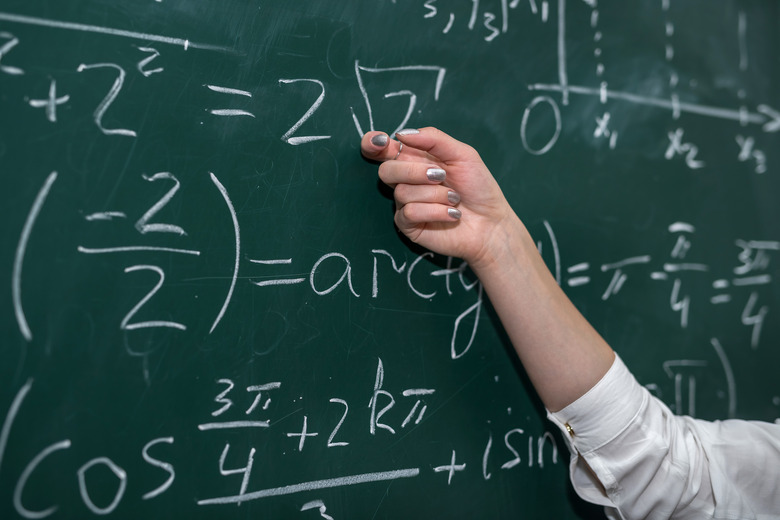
<box><xmin>361</xmin><ymin>131</ymin><xmax>402</xmax><ymax>162</ymax></box>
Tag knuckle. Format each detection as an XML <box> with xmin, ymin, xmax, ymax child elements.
<box><xmin>393</xmin><ymin>209</ymin><xmax>406</xmax><ymax>229</ymax></box>
<box><xmin>393</xmin><ymin>183</ymin><xmax>411</xmax><ymax>202</ymax></box>
<box><xmin>400</xmin><ymin>203</ymin><xmax>419</xmax><ymax>223</ymax></box>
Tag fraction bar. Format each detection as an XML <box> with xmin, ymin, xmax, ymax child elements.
<box><xmin>0</xmin><ymin>11</ymin><xmax>231</xmax><ymax>52</ymax></box>
<box><xmin>197</xmin><ymin>468</ymin><xmax>421</xmax><ymax>505</ymax></box>
<box><xmin>600</xmin><ymin>255</ymin><xmax>652</xmax><ymax>271</ymax></box>
<box><xmin>732</xmin><ymin>275</ymin><xmax>772</xmax><ymax>286</ymax></box>
<box><xmin>78</xmin><ymin>246</ymin><xmax>201</xmax><ymax>256</ymax></box>
<box><xmin>198</xmin><ymin>421</ymin><xmax>270</xmax><ymax>431</ymax></box>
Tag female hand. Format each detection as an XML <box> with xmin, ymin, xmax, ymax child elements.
<box><xmin>360</xmin><ymin>127</ymin><xmax>520</xmax><ymax>270</ymax></box>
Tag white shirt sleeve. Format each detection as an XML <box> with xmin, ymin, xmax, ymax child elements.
<box><xmin>547</xmin><ymin>354</ymin><xmax>780</xmax><ymax>520</ymax></box>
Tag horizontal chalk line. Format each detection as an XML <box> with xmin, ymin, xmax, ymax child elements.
<box><xmin>198</xmin><ymin>421</ymin><xmax>270</xmax><ymax>431</ymax></box>
<box><xmin>197</xmin><ymin>468</ymin><xmax>421</xmax><ymax>505</ymax></box>
<box><xmin>78</xmin><ymin>246</ymin><xmax>201</xmax><ymax>256</ymax></box>
<box><xmin>529</xmin><ymin>82</ymin><xmax>766</xmax><ymax>124</ymax></box>
<box><xmin>0</xmin><ymin>11</ymin><xmax>231</xmax><ymax>52</ymax></box>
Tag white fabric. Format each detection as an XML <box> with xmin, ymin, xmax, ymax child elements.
<box><xmin>547</xmin><ymin>355</ymin><xmax>780</xmax><ymax>520</ymax></box>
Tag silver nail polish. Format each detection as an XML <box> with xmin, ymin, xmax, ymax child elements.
<box><xmin>448</xmin><ymin>208</ymin><xmax>462</xmax><ymax>220</ymax></box>
<box><xmin>396</xmin><ymin>128</ymin><xmax>420</xmax><ymax>136</ymax></box>
<box><xmin>371</xmin><ymin>134</ymin><xmax>388</xmax><ymax>146</ymax></box>
<box><xmin>447</xmin><ymin>191</ymin><xmax>461</xmax><ymax>204</ymax></box>
<box><xmin>427</xmin><ymin>168</ymin><xmax>446</xmax><ymax>182</ymax></box>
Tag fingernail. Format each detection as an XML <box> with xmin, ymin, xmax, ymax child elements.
<box><xmin>371</xmin><ymin>134</ymin><xmax>388</xmax><ymax>147</ymax></box>
<box><xmin>396</xmin><ymin>128</ymin><xmax>420</xmax><ymax>136</ymax></box>
<box><xmin>447</xmin><ymin>191</ymin><xmax>461</xmax><ymax>204</ymax></box>
<box><xmin>448</xmin><ymin>208</ymin><xmax>462</xmax><ymax>220</ymax></box>
<box><xmin>426</xmin><ymin>168</ymin><xmax>446</xmax><ymax>182</ymax></box>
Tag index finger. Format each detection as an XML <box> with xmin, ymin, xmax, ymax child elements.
<box><xmin>395</xmin><ymin>127</ymin><xmax>479</xmax><ymax>165</ymax></box>
<box><xmin>361</xmin><ymin>130</ymin><xmax>441</xmax><ymax>167</ymax></box>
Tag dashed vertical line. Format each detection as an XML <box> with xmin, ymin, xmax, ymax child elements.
<box><xmin>737</xmin><ymin>11</ymin><xmax>748</xmax><ymax>72</ymax></box>
<box><xmin>737</xmin><ymin>10</ymin><xmax>749</xmax><ymax>127</ymax></box>
<box><xmin>587</xmin><ymin>3</ymin><xmax>606</xmax><ymax>104</ymax></box>
<box><xmin>662</xmin><ymin>0</ymin><xmax>680</xmax><ymax>119</ymax></box>
<box><xmin>586</xmin><ymin>1</ymin><xmax>616</xmax><ymax>148</ymax></box>
<box><xmin>738</xmin><ymin>90</ymin><xmax>748</xmax><ymax>127</ymax></box>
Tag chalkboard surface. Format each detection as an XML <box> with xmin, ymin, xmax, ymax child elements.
<box><xmin>2</xmin><ymin>1</ymin><xmax>779</xmax><ymax>518</ymax></box>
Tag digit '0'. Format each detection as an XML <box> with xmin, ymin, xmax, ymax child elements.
<box><xmin>520</xmin><ymin>95</ymin><xmax>562</xmax><ymax>156</ymax></box>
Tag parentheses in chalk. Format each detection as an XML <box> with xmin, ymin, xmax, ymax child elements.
<box><xmin>13</xmin><ymin>172</ymin><xmax>58</xmax><ymax>342</ymax></box>
<box><xmin>208</xmin><ymin>172</ymin><xmax>240</xmax><ymax>334</ymax></box>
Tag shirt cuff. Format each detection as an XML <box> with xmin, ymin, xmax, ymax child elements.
<box><xmin>547</xmin><ymin>353</ymin><xmax>648</xmax><ymax>454</ymax></box>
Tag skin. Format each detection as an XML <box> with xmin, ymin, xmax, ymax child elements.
<box><xmin>361</xmin><ymin>127</ymin><xmax>615</xmax><ymax>412</ymax></box>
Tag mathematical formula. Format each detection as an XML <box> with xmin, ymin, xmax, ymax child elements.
<box><xmin>1</xmin><ymin>1</ymin><xmax>778</xmax><ymax>518</ymax></box>
<box><xmin>1</xmin><ymin>359</ymin><xmax>561</xmax><ymax>518</ymax></box>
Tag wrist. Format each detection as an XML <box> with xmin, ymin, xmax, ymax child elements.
<box><xmin>467</xmin><ymin>213</ymin><xmax>535</xmax><ymax>276</ymax></box>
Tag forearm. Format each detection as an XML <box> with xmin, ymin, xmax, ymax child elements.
<box><xmin>360</xmin><ymin>127</ymin><xmax>615</xmax><ymax>411</ymax></box>
<box><xmin>470</xmin><ymin>216</ymin><xmax>615</xmax><ymax>412</ymax></box>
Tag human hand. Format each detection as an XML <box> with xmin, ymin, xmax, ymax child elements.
<box><xmin>361</xmin><ymin>127</ymin><xmax>519</xmax><ymax>270</ymax></box>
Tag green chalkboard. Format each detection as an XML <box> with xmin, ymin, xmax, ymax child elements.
<box><xmin>1</xmin><ymin>1</ymin><xmax>779</xmax><ymax>518</ymax></box>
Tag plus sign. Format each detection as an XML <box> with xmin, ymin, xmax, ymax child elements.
<box><xmin>433</xmin><ymin>450</ymin><xmax>466</xmax><ymax>485</ymax></box>
<box><xmin>286</xmin><ymin>415</ymin><xmax>318</xmax><ymax>452</ymax></box>
<box><xmin>28</xmin><ymin>79</ymin><xmax>70</xmax><ymax>122</ymax></box>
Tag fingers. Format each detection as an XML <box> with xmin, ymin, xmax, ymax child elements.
<box><xmin>361</xmin><ymin>126</ymin><xmax>475</xmax><ymax>227</ymax></box>
<box><xmin>378</xmin><ymin>160</ymin><xmax>448</xmax><ymax>189</ymax></box>
<box><xmin>394</xmin><ymin>127</ymin><xmax>478</xmax><ymax>165</ymax></box>
<box><xmin>394</xmin><ymin>183</ymin><xmax>461</xmax><ymax>208</ymax></box>
<box><xmin>361</xmin><ymin>129</ymin><xmax>449</xmax><ymax>164</ymax></box>
<box><xmin>396</xmin><ymin>203</ymin><xmax>462</xmax><ymax>230</ymax></box>
<box><xmin>393</xmin><ymin>176</ymin><xmax>462</xmax><ymax>228</ymax></box>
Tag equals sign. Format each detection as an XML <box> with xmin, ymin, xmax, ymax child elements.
<box><xmin>248</xmin><ymin>258</ymin><xmax>306</xmax><ymax>287</ymax></box>
<box><xmin>710</xmin><ymin>279</ymin><xmax>731</xmax><ymax>304</ymax></box>
<box><xmin>566</xmin><ymin>262</ymin><xmax>591</xmax><ymax>287</ymax></box>
<box><xmin>206</xmin><ymin>85</ymin><xmax>255</xmax><ymax>117</ymax></box>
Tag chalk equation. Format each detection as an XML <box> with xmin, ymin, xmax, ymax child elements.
<box><xmin>0</xmin><ymin>13</ymin><xmax>446</xmax><ymax>150</ymax></box>
<box><xmin>15</xmin><ymin>165</ymin><xmax>774</xmax><ymax>368</ymax></box>
<box><xmin>537</xmin><ymin>221</ymin><xmax>777</xmax><ymax>350</ymax></box>
<box><xmin>1</xmin><ymin>2</ymin><xmax>779</xmax><ymax>519</ymax></box>
<box><xmin>0</xmin><ymin>359</ymin><xmax>562</xmax><ymax>517</ymax></box>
